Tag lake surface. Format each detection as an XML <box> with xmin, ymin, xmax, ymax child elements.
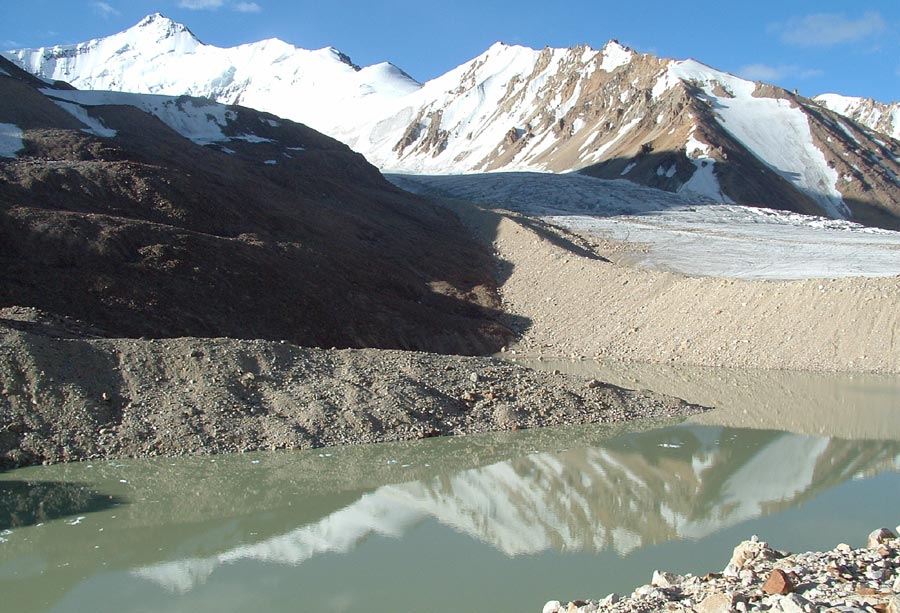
<box><xmin>2</xmin><ymin>363</ymin><xmax>899</xmax><ymax>613</ymax></box>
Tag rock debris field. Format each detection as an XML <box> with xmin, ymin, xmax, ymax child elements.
<box><xmin>0</xmin><ymin>312</ymin><xmax>703</xmax><ymax>467</ymax></box>
<box><xmin>545</xmin><ymin>527</ymin><xmax>900</xmax><ymax>613</ymax></box>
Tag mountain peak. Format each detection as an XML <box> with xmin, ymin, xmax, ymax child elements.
<box><xmin>130</xmin><ymin>13</ymin><xmax>199</xmax><ymax>44</ymax></box>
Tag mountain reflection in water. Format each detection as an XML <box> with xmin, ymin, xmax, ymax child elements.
<box><xmin>127</xmin><ymin>425</ymin><xmax>900</xmax><ymax>593</ymax></box>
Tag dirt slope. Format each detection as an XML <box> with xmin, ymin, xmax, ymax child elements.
<box><xmin>442</xmin><ymin>199</ymin><xmax>900</xmax><ymax>374</ymax></box>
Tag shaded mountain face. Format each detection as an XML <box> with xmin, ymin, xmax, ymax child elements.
<box><xmin>7</xmin><ymin>14</ymin><xmax>900</xmax><ymax>228</ymax></box>
<box><xmin>0</xmin><ymin>57</ymin><xmax>513</xmax><ymax>353</ymax></box>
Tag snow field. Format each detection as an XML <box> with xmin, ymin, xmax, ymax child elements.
<box><xmin>392</xmin><ymin>172</ymin><xmax>900</xmax><ymax>280</ymax></box>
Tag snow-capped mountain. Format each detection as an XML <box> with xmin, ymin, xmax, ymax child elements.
<box><xmin>815</xmin><ymin>93</ymin><xmax>900</xmax><ymax>140</ymax></box>
<box><xmin>6</xmin><ymin>14</ymin><xmax>900</xmax><ymax>228</ymax></box>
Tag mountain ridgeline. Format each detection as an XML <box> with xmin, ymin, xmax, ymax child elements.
<box><xmin>6</xmin><ymin>13</ymin><xmax>900</xmax><ymax>229</ymax></box>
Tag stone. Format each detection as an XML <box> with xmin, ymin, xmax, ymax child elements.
<box><xmin>867</xmin><ymin>528</ymin><xmax>897</xmax><ymax>548</ymax></box>
<box><xmin>885</xmin><ymin>596</ymin><xmax>900</xmax><ymax>613</ymax></box>
<box><xmin>725</xmin><ymin>540</ymin><xmax>777</xmax><ymax>577</ymax></box>
<box><xmin>696</xmin><ymin>592</ymin><xmax>737</xmax><ymax>613</ymax></box>
<box><xmin>542</xmin><ymin>600</ymin><xmax>561</xmax><ymax>613</ymax></box>
<box><xmin>652</xmin><ymin>570</ymin><xmax>683</xmax><ymax>588</ymax></box>
<box><xmin>469</xmin><ymin>372</ymin><xmax>480</xmax><ymax>383</ymax></box>
<box><xmin>770</xmin><ymin>593</ymin><xmax>813</xmax><ymax>613</ymax></box>
<box><xmin>763</xmin><ymin>569</ymin><xmax>794</xmax><ymax>595</ymax></box>
<box><xmin>597</xmin><ymin>594</ymin><xmax>620</xmax><ymax>607</ymax></box>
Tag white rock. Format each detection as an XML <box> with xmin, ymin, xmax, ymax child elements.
<box><xmin>542</xmin><ymin>600</ymin><xmax>562</xmax><ymax>613</ymax></box>
<box><xmin>651</xmin><ymin>570</ymin><xmax>682</xmax><ymax>588</ymax></box>
<box><xmin>597</xmin><ymin>594</ymin><xmax>620</xmax><ymax>606</ymax></box>
<box><xmin>770</xmin><ymin>594</ymin><xmax>814</xmax><ymax>613</ymax></box>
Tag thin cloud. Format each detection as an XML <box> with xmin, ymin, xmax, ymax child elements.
<box><xmin>738</xmin><ymin>63</ymin><xmax>823</xmax><ymax>82</ymax></box>
<box><xmin>770</xmin><ymin>11</ymin><xmax>886</xmax><ymax>47</ymax></box>
<box><xmin>178</xmin><ymin>0</ymin><xmax>225</xmax><ymax>9</ymax></box>
<box><xmin>234</xmin><ymin>2</ymin><xmax>262</xmax><ymax>12</ymax></box>
<box><xmin>91</xmin><ymin>1</ymin><xmax>120</xmax><ymax>18</ymax></box>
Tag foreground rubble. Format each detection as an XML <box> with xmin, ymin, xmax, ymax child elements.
<box><xmin>545</xmin><ymin>527</ymin><xmax>900</xmax><ymax>613</ymax></box>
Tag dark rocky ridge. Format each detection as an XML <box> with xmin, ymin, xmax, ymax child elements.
<box><xmin>0</xmin><ymin>56</ymin><xmax>515</xmax><ymax>354</ymax></box>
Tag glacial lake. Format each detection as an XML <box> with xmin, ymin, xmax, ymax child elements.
<box><xmin>1</xmin><ymin>362</ymin><xmax>899</xmax><ymax>613</ymax></box>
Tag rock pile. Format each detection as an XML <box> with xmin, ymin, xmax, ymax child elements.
<box><xmin>544</xmin><ymin>527</ymin><xmax>900</xmax><ymax>612</ymax></box>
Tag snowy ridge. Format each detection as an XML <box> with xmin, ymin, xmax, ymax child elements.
<box><xmin>816</xmin><ymin>93</ymin><xmax>900</xmax><ymax>140</ymax></box>
<box><xmin>5</xmin><ymin>13</ymin><xmax>420</xmax><ymax>137</ymax></box>
<box><xmin>657</xmin><ymin>60</ymin><xmax>847</xmax><ymax>218</ymax></box>
<box><xmin>6</xmin><ymin>14</ymin><xmax>900</xmax><ymax>225</ymax></box>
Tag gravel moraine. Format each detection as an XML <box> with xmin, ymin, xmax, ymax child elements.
<box><xmin>544</xmin><ymin>527</ymin><xmax>900</xmax><ymax>613</ymax></box>
<box><xmin>0</xmin><ymin>314</ymin><xmax>705</xmax><ymax>467</ymax></box>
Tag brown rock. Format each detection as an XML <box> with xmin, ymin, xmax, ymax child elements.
<box><xmin>762</xmin><ymin>569</ymin><xmax>794</xmax><ymax>596</ymax></box>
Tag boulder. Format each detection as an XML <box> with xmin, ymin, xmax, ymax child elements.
<box><xmin>762</xmin><ymin>569</ymin><xmax>794</xmax><ymax>595</ymax></box>
<box><xmin>867</xmin><ymin>527</ymin><xmax>897</xmax><ymax>548</ymax></box>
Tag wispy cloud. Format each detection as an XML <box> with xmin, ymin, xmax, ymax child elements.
<box><xmin>770</xmin><ymin>11</ymin><xmax>886</xmax><ymax>47</ymax></box>
<box><xmin>233</xmin><ymin>2</ymin><xmax>262</xmax><ymax>12</ymax></box>
<box><xmin>738</xmin><ymin>63</ymin><xmax>823</xmax><ymax>82</ymax></box>
<box><xmin>178</xmin><ymin>0</ymin><xmax>225</xmax><ymax>9</ymax></box>
<box><xmin>1</xmin><ymin>39</ymin><xmax>20</xmax><ymax>49</ymax></box>
<box><xmin>178</xmin><ymin>0</ymin><xmax>261</xmax><ymax>11</ymax></box>
<box><xmin>91</xmin><ymin>1</ymin><xmax>121</xmax><ymax>18</ymax></box>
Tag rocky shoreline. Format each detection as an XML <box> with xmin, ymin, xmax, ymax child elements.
<box><xmin>545</xmin><ymin>527</ymin><xmax>900</xmax><ymax>613</ymax></box>
<box><xmin>0</xmin><ymin>313</ymin><xmax>706</xmax><ymax>468</ymax></box>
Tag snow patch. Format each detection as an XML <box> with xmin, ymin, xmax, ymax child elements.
<box><xmin>50</xmin><ymin>100</ymin><xmax>118</xmax><ymax>137</ymax></box>
<box><xmin>599</xmin><ymin>41</ymin><xmax>633</xmax><ymax>72</ymax></box>
<box><xmin>231</xmin><ymin>134</ymin><xmax>273</xmax><ymax>143</ymax></box>
<box><xmin>679</xmin><ymin>130</ymin><xmax>731</xmax><ymax>203</ymax></box>
<box><xmin>0</xmin><ymin>123</ymin><xmax>24</xmax><ymax>158</ymax></box>
<box><xmin>656</xmin><ymin>164</ymin><xmax>676</xmax><ymax>178</ymax></box>
<box><xmin>620</xmin><ymin>162</ymin><xmax>637</xmax><ymax>175</ymax></box>
<box><xmin>664</xmin><ymin>60</ymin><xmax>847</xmax><ymax>217</ymax></box>
<box><xmin>41</xmin><ymin>89</ymin><xmax>236</xmax><ymax>145</ymax></box>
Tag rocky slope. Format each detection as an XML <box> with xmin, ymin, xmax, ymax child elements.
<box><xmin>428</xmin><ymin>197</ymin><xmax>900</xmax><ymax>373</ymax></box>
<box><xmin>7</xmin><ymin>14</ymin><xmax>900</xmax><ymax>228</ymax></box>
<box><xmin>0</xmin><ymin>55</ymin><xmax>513</xmax><ymax>354</ymax></box>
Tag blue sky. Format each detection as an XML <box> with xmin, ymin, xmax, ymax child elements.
<box><xmin>3</xmin><ymin>0</ymin><xmax>899</xmax><ymax>102</ymax></box>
